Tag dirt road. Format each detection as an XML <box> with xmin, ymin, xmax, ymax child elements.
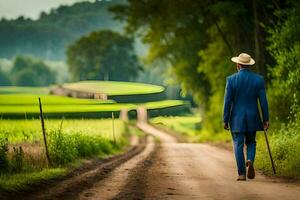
<box><xmin>135</xmin><ymin>122</ymin><xmax>300</xmax><ymax>200</ymax></box>
<box><xmin>10</xmin><ymin>119</ymin><xmax>299</xmax><ymax>199</ymax></box>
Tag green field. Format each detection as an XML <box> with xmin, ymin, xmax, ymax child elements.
<box><xmin>0</xmin><ymin>94</ymin><xmax>115</xmax><ymax>105</ymax></box>
<box><xmin>0</xmin><ymin>87</ymin><xmax>49</xmax><ymax>94</ymax></box>
<box><xmin>0</xmin><ymin>119</ymin><xmax>125</xmax><ymax>143</ymax></box>
<box><xmin>151</xmin><ymin>115</ymin><xmax>202</xmax><ymax>142</ymax></box>
<box><xmin>62</xmin><ymin>81</ymin><xmax>164</xmax><ymax>95</ymax></box>
<box><xmin>0</xmin><ymin>93</ymin><xmax>189</xmax><ymax>119</ymax></box>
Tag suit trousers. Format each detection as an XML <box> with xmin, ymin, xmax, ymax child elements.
<box><xmin>231</xmin><ymin>131</ymin><xmax>256</xmax><ymax>176</ymax></box>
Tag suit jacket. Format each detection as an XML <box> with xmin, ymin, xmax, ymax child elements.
<box><xmin>223</xmin><ymin>68</ymin><xmax>269</xmax><ymax>132</ymax></box>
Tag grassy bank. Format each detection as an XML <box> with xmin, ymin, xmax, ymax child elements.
<box><xmin>255</xmin><ymin>122</ymin><xmax>300</xmax><ymax>178</ymax></box>
<box><xmin>0</xmin><ymin>119</ymin><xmax>133</xmax><ymax>192</ymax></box>
<box><xmin>150</xmin><ymin>114</ymin><xmax>231</xmax><ymax>143</ymax></box>
<box><xmin>151</xmin><ymin>115</ymin><xmax>202</xmax><ymax>142</ymax></box>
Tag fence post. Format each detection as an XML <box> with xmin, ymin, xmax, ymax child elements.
<box><xmin>38</xmin><ymin>97</ymin><xmax>51</xmax><ymax>167</ymax></box>
<box><xmin>112</xmin><ymin>112</ymin><xmax>116</xmax><ymax>144</ymax></box>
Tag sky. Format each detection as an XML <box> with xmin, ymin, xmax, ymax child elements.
<box><xmin>0</xmin><ymin>0</ymin><xmax>96</xmax><ymax>20</ymax></box>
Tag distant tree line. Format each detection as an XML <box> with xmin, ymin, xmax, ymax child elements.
<box><xmin>0</xmin><ymin>56</ymin><xmax>56</xmax><ymax>86</ymax></box>
<box><xmin>0</xmin><ymin>0</ymin><xmax>124</xmax><ymax>60</ymax></box>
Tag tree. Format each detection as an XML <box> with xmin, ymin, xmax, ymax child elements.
<box><xmin>67</xmin><ymin>30</ymin><xmax>141</xmax><ymax>81</ymax></box>
<box><xmin>267</xmin><ymin>2</ymin><xmax>300</xmax><ymax>123</ymax></box>
<box><xmin>0</xmin><ymin>70</ymin><xmax>11</xmax><ymax>86</ymax></box>
<box><xmin>110</xmin><ymin>0</ymin><xmax>284</xmax><ymax>133</ymax></box>
<box><xmin>11</xmin><ymin>55</ymin><xmax>56</xmax><ymax>86</ymax></box>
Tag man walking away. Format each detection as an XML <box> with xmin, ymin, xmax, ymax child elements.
<box><xmin>223</xmin><ymin>53</ymin><xmax>269</xmax><ymax>181</ymax></box>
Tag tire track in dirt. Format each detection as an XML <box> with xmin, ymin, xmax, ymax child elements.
<box><xmin>77</xmin><ymin>135</ymin><xmax>155</xmax><ymax>200</ymax></box>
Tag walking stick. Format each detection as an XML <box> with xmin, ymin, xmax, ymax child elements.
<box><xmin>263</xmin><ymin>128</ymin><xmax>276</xmax><ymax>174</ymax></box>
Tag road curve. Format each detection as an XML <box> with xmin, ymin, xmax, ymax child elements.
<box><xmin>137</xmin><ymin>122</ymin><xmax>300</xmax><ymax>200</ymax></box>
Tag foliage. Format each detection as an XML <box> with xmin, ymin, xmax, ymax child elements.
<box><xmin>11</xmin><ymin>56</ymin><xmax>56</xmax><ymax>86</ymax></box>
<box><xmin>0</xmin><ymin>0</ymin><xmax>124</xmax><ymax>60</ymax></box>
<box><xmin>0</xmin><ymin>138</ymin><xmax>9</xmax><ymax>173</ymax></box>
<box><xmin>110</xmin><ymin>0</ymin><xmax>279</xmax><ymax>134</ymax></box>
<box><xmin>256</xmin><ymin>115</ymin><xmax>300</xmax><ymax>177</ymax></box>
<box><xmin>48</xmin><ymin>128</ymin><xmax>78</xmax><ymax>165</ymax></box>
<box><xmin>11</xmin><ymin>147</ymin><xmax>24</xmax><ymax>173</ymax></box>
<box><xmin>267</xmin><ymin>6</ymin><xmax>300</xmax><ymax>123</ymax></box>
<box><xmin>47</xmin><ymin>126</ymin><xmax>124</xmax><ymax>166</ymax></box>
<box><xmin>0</xmin><ymin>70</ymin><xmax>11</xmax><ymax>86</ymax></box>
<box><xmin>67</xmin><ymin>30</ymin><xmax>141</xmax><ymax>81</ymax></box>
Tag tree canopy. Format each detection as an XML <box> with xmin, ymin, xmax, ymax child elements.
<box><xmin>67</xmin><ymin>30</ymin><xmax>141</xmax><ymax>81</ymax></box>
<box><xmin>111</xmin><ymin>0</ymin><xmax>300</xmax><ymax>132</ymax></box>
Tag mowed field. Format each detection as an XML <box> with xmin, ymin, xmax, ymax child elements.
<box><xmin>0</xmin><ymin>94</ymin><xmax>188</xmax><ymax>118</ymax></box>
<box><xmin>0</xmin><ymin>84</ymin><xmax>189</xmax><ymax>118</ymax></box>
<box><xmin>62</xmin><ymin>81</ymin><xmax>164</xmax><ymax>95</ymax></box>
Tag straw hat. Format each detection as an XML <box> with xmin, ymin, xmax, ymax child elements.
<box><xmin>231</xmin><ymin>53</ymin><xmax>255</xmax><ymax>65</ymax></box>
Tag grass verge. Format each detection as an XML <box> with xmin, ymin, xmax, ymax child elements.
<box><xmin>0</xmin><ymin>119</ymin><xmax>138</xmax><ymax>192</ymax></box>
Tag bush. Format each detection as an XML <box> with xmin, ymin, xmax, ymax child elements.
<box><xmin>48</xmin><ymin>128</ymin><xmax>77</xmax><ymax>166</ymax></box>
<box><xmin>12</xmin><ymin>55</ymin><xmax>56</xmax><ymax>86</ymax></box>
<box><xmin>47</xmin><ymin>128</ymin><xmax>124</xmax><ymax>166</ymax></box>
<box><xmin>0</xmin><ymin>70</ymin><xmax>11</xmax><ymax>86</ymax></box>
<box><xmin>11</xmin><ymin>146</ymin><xmax>24</xmax><ymax>173</ymax></box>
<box><xmin>267</xmin><ymin>7</ymin><xmax>300</xmax><ymax>123</ymax></box>
<box><xmin>0</xmin><ymin>138</ymin><xmax>9</xmax><ymax>173</ymax></box>
<box><xmin>73</xmin><ymin>133</ymin><xmax>115</xmax><ymax>157</ymax></box>
<box><xmin>256</xmin><ymin>114</ymin><xmax>300</xmax><ymax>177</ymax></box>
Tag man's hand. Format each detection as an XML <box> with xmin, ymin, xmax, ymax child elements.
<box><xmin>263</xmin><ymin>121</ymin><xmax>269</xmax><ymax>130</ymax></box>
<box><xmin>223</xmin><ymin>122</ymin><xmax>229</xmax><ymax>130</ymax></box>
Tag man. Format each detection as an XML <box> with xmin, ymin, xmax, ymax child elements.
<box><xmin>223</xmin><ymin>53</ymin><xmax>269</xmax><ymax>181</ymax></box>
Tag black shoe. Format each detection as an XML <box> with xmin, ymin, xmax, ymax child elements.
<box><xmin>246</xmin><ymin>160</ymin><xmax>255</xmax><ymax>179</ymax></box>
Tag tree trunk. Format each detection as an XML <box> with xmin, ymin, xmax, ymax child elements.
<box><xmin>253</xmin><ymin>0</ymin><xmax>267</xmax><ymax>77</ymax></box>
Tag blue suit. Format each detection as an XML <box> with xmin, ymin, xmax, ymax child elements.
<box><xmin>223</xmin><ymin>68</ymin><xmax>269</xmax><ymax>176</ymax></box>
<box><xmin>223</xmin><ymin>68</ymin><xmax>269</xmax><ymax>132</ymax></box>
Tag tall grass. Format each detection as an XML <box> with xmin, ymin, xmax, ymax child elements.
<box><xmin>256</xmin><ymin>120</ymin><xmax>300</xmax><ymax>178</ymax></box>
<box><xmin>0</xmin><ymin>119</ymin><xmax>130</xmax><ymax>192</ymax></box>
<box><xmin>47</xmin><ymin>127</ymin><xmax>126</xmax><ymax>166</ymax></box>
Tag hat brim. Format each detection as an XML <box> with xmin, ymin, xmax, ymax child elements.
<box><xmin>231</xmin><ymin>57</ymin><xmax>255</xmax><ymax>65</ymax></box>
